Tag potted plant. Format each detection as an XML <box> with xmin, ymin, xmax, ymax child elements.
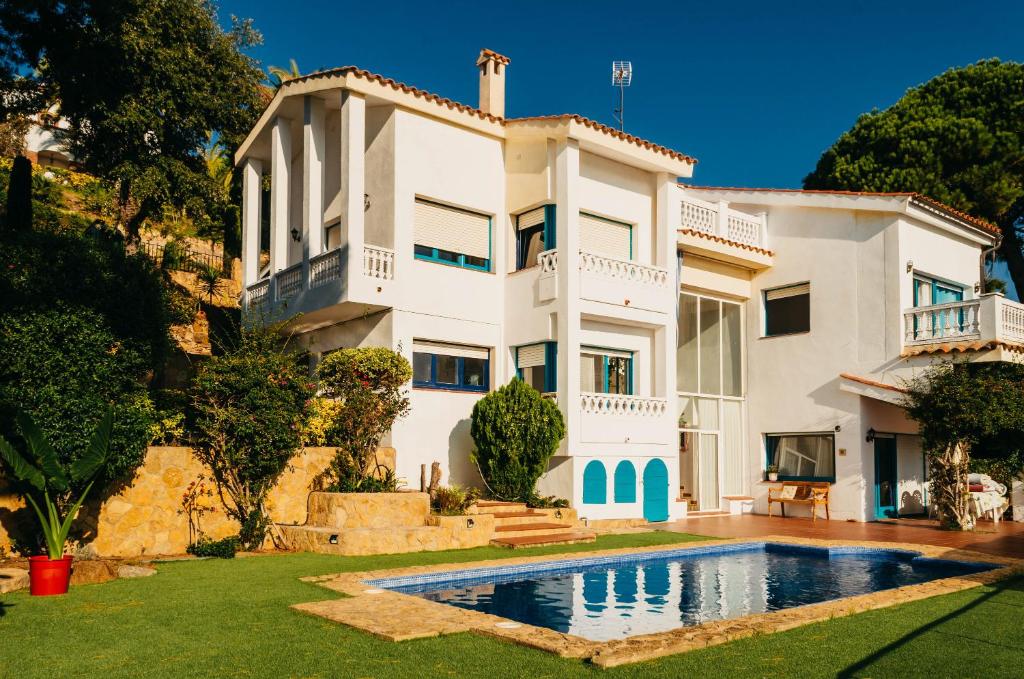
<box><xmin>766</xmin><ymin>464</ymin><xmax>780</xmax><ymax>482</ymax></box>
<box><xmin>0</xmin><ymin>409</ymin><xmax>112</xmax><ymax>596</ymax></box>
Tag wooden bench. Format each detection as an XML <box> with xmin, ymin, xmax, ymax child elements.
<box><xmin>767</xmin><ymin>481</ymin><xmax>831</xmax><ymax>521</ymax></box>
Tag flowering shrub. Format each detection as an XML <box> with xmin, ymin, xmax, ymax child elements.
<box><xmin>178</xmin><ymin>474</ymin><xmax>217</xmax><ymax>545</ymax></box>
<box><xmin>300</xmin><ymin>397</ymin><xmax>344</xmax><ymax>447</ymax></box>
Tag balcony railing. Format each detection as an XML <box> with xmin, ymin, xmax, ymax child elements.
<box><xmin>680</xmin><ymin>195</ymin><xmax>767</xmax><ymax>250</ymax></box>
<box><xmin>578</xmin><ymin>251</ymin><xmax>670</xmax><ymax>286</ymax></box>
<box><xmin>904</xmin><ymin>294</ymin><xmax>1024</xmax><ymax>347</ymax></box>
<box><xmin>580</xmin><ymin>393</ymin><xmax>669</xmax><ymax>417</ymax></box>
<box><xmin>363</xmin><ymin>245</ymin><xmax>395</xmax><ymax>280</ymax></box>
<box><xmin>247</xmin><ymin>279</ymin><xmax>270</xmax><ymax>308</ymax></box>
<box><xmin>276</xmin><ymin>263</ymin><xmax>303</xmax><ymax>300</ymax></box>
<box><xmin>310</xmin><ymin>248</ymin><xmax>343</xmax><ymax>289</ymax></box>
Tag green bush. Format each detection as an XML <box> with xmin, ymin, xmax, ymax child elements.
<box><xmin>525</xmin><ymin>493</ymin><xmax>570</xmax><ymax>509</ymax></box>
<box><xmin>190</xmin><ymin>323</ymin><xmax>314</xmax><ymax>549</ymax></box>
<box><xmin>470</xmin><ymin>379</ymin><xmax>566</xmax><ymax>502</ymax></box>
<box><xmin>316</xmin><ymin>347</ymin><xmax>412</xmax><ymax>490</ymax></box>
<box><xmin>186</xmin><ymin>535</ymin><xmax>238</xmax><ymax>559</ymax></box>
<box><xmin>431</xmin><ymin>485</ymin><xmax>481</xmax><ymax>515</ymax></box>
<box><xmin>0</xmin><ymin>230</ymin><xmax>168</xmax><ymax>494</ymax></box>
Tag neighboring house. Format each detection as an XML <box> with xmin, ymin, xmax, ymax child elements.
<box><xmin>23</xmin><ymin>108</ymin><xmax>76</xmax><ymax>169</ymax></box>
<box><xmin>233</xmin><ymin>49</ymin><xmax>1014</xmax><ymax>523</ymax></box>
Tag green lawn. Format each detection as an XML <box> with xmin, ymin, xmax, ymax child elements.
<box><xmin>2</xmin><ymin>531</ymin><xmax>1021</xmax><ymax>678</ymax></box>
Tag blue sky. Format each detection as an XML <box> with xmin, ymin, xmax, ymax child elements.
<box><xmin>220</xmin><ymin>0</ymin><xmax>1023</xmax><ymax>292</ymax></box>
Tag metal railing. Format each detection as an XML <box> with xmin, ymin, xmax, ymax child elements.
<box><xmin>137</xmin><ymin>240</ymin><xmax>229</xmax><ymax>277</ymax></box>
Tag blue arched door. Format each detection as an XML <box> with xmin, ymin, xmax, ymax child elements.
<box><xmin>642</xmin><ymin>459</ymin><xmax>669</xmax><ymax>522</ymax></box>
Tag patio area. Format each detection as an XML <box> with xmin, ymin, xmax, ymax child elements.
<box><xmin>660</xmin><ymin>514</ymin><xmax>1024</xmax><ymax>559</ymax></box>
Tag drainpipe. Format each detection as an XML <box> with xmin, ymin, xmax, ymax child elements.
<box><xmin>980</xmin><ymin>234</ymin><xmax>1002</xmax><ymax>294</ymax></box>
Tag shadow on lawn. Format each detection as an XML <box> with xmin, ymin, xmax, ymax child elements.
<box><xmin>836</xmin><ymin>579</ymin><xmax>1020</xmax><ymax>677</ymax></box>
<box><xmin>0</xmin><ymin>599</ymin><xmax>11</xmax><ymax>618</ymax></box>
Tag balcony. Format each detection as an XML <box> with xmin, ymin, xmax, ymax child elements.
<box><xmin>579</xmin><ymin>393</ymin><xmax>670</xmax><ymax>445</ymax></box>
<box><xmin>536</xmin><ymin>249</ymin><xmax>672</xmax><ymax>312</ymax></box>
<box><xmin>678</xmin><ymin>195</ymin><xmax>772</xmax><ymax>269</ymax></box>
<box><xmin>903</xmin><ymin>294</ymin><xmax>1024</xmax><ymax>354</ymax></box>
<box><xmin>245</xmin><ymin>244</ymin><xmax>395</xmax><ymax>314</ymax></box>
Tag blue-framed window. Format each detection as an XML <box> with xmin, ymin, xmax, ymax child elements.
<box><xmin>515</xmin><ymin>341</ymin><xmax>557</xmax><ymax>392</ymax></box>
<box><xmin>413</xmin><ymin>198</ymin><xmax>492</xmax><ymax>272</ymax></box>
<box><xmin>412</xmin><ymin>342</ymin><xmax>490</xmax><ymax>392</ymax></box>
<box><xmin>764</xmin><ymin>282</ymin><xmax>810</xmax><ymax>337</ymax></box>
<box><xmin>580</xmin><ymin>348</ymin><xmax>633</xmax><ymax>395</ymax></box>
<box><xmin>766</xmin><ymin>433</ymin><xmax>835</xmax><ymax>482</ymax></box>
<box><xmin>514</xmin><ymin>205</ymin><xmax>556</xmax><ymax>270</ymax></box>
<box><xmin>912</xmin><ymin>274</ymin><xmax>965</xmax><ymax>338</ymax></box>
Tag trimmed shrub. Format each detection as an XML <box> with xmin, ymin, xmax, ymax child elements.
<box><xmin>431</xmin><ymin>485</ymin><xmax>481</xmax><ymax>516</ymax></box>
<box><xmin>316</xmin><ymin>347</ymin><xmax>412</xmax><ymax>490</ymax></box>
<box><xmin>190</xmin><ymin>324</ymin><xmax>313</xmax><ymax>549</ymax></box>
<box><xmin>470</xmin><ymin>379</ymin><xmax>566</xmax><ymax>502</ymax></box>
<box><xmin>186</xmin><ymin>535</ymin><xmax>238</xmax><ymax>559</ymax></box>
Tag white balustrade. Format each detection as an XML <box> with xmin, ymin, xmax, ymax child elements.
<box><xmin>727</xmin><ymin>214</ymin><xmax>761</xmax><ymax>246</ymax></box>
<box><xmin>1000</xmin><ymin>297</ymin><xmax>1024</xmax><ymax>344</ymax></box>
<box><xmin>904</xmin><ymin>299</ymin><xmax>981</xmax><ymax>344</ymax></box>
<box><xmin>681</xmin><ymin>197</ymin><xmax>718</xmax><ymax>234</ymax></box>
<box><xmin>680</xmin><ymin>195</ymin><xmax>767</xmax><ymax>249</ymax></box>
<box><xmin>310</xmin><ymin>248</ymin><xmax>343</xmax><ymax>289</ymax></box>
<box><xmin>580</xmin><ymin>393</ymin><xmax>669</xmax><ymax>417</ymax></box>
<box><xmin>578</xmin><ymin>251</ymin><xmax>669</xmax><ymax>286</ymax></box>
<box><xmin>246</xmin><ymin>279</ymin><xmax>270</xmax><ymax>308</ymax></box>
<box><xmin>537</xmin><ymin>249</ymin><xmax>558</xmax><ymax>274</ymax></box>
<box><xmin>276</xmin><ymin>263</ymin><xmax>303</xmax><ymax>300</ymax></box>
<box><xmin>363</xmin><ymin>244</ymin><xmax>395</xmax><ymax>280</ymax></box>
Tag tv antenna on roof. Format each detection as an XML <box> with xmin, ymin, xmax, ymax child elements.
<box><xmin>612</xmin><ymin>61</ymin><xmax>632</xmax><ymax>131</ymax></box>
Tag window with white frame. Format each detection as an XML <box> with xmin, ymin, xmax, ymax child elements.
<box><xmin>763</xmin><ymin>283</ymin><xmax>810</xmax><ymax>337</ymax></box>
<box><xmin>413</xmin><ymin>198</ymin><xmax>491</xmax><ymax>271</ymax></box>
<box><xmin>412</xmin><ymin>341</ymin><xmax>490</xmax><ymax>392</ymax></box>
<box><xmin>766</xmin><ymin>433</ymin><xmax>835</xmax><ymax>481</ymax></box>
<box><xmin>677</xmin><ymin>293</ymin><xmax>743</xmax><ymax>397</ymax></box>
<box><xmin>580</xmin><ymin>348</ymin><xmax>632</xmax><ymax>395</ymax></box>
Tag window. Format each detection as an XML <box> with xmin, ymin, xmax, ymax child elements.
<box><xmin>579</xmin><ymin>212</ymin><xmax>632</xmax><ymax>260</ymax></box>
<box><xmin>580</xmin><ymin>348</ymin><xmax>632</xmax><ymax>394</ymax></box>
<box><xmin>912</xmin><ymin>274</ymin><xmax>965</xmax><ymax>338</ymax></box>
<box><xmin>324</xmin><ymin>222</ymin><xmax>341</xmax><ymax>251</ymax></box>
<box><xmin>515</xmin><ymin>342</ymin><xmax>557</xmax><ymax>392</ymax></box>
<box><xmin>414</xmin><ymin>199</ymin><xmax>491</xmax><ymax>271</ymax></box>
<box><xmin>614</xmin><ymin>461</ymin><xmax>637</xmax><ymax>503</ymax></box>
<box><xmin>678</xmin><ymin>293</ymin><xmax>743</xmax><ymax>397</ymax></box>
<box><xmin>515</xmin><ymin>206</ymin><xmax>553</xmax><ymax>270</ymax></box>
<box><xmin>766</xmin><ymin>433</ymin><xmax>835</xmax><ymax>481</ymax></box>
<box><xmin>411</xmin><ymin>341</ymin><xmax>490</xmax><ymax>392</ymax></box>
<box><xmin>764</xmin><ymin>283</ymin><xmax>810</xmax><ymax>337</ymax></box>
<box><xmin>582</xmin><ymin>461</ymin><xmax>607</xmax><ymax>504</ymax></box>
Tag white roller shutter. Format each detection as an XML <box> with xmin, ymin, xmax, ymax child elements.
<box><xmin>412</xmin><ymin>340</ymin><xmax>489</xmax><ymax>360</ymax></box>
<box><xmin>414</xmin><ymin>199</ymin><xmax>490</xmax><ymax>259</ymax></box>
<box><xmin>765</xmin><ymin>282</ymin><xmax>810</xmax><ymax>301</ymax></box>
<box><xmin>516</xmin><ymin>343</ymin><xmax>546</xmax><ymax>368</ymax></box>
<box><xmin>517</xmin><ymin>207</ymin><xmax>545</xmax><ymax>230</ymax></box>
<box><xmin>580</xmin><ymin>212</ymin><xmax>631</xmax><ymax>260</ymax></box>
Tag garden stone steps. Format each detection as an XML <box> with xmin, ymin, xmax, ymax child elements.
<box><xmin>489</xmin><ymin>532</ymin><xmax>597</xmax><ymax>549</ymax></box>
<box><xmin>490</xmin><ymin>511</ymin><xmax>560</xmax><ymax>527</ymax></box>
<box><xmin>492</xmin><ymin>522</ymin><xmax>577</xmax><ymax>538</ymax></box>
<box><xmin>466</xmin><ymin>501</ymin><xmax>528</xmax><ymax>515</ymax></box>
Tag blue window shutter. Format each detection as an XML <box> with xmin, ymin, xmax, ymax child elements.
<box><xmin>614</xmin><ymin>461</ymin><xmax>637</xmax><ymax>503</ymax></box>
<box><xmin>582</xmin><ymin>461</ymin><xmax>607</xmax><ymax>504</ymax></box>
<box><xmin>545</xmin><ymin>341</ymin><xmax>558</xmax><ymax>392</ymax></box>
<box><xmin>544</xmin><ymin>204</ymin><xmax>557</xmax><ymax>249</ymax></box>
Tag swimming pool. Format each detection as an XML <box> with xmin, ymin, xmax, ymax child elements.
<box><xmin>372</xmin><ymin>542</ymin><xmax>996</xmax><ymax>641</ymax></box>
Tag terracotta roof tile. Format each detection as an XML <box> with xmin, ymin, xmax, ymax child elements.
<box><xmin>678</xmin><ymin>228</ymin><xmax>773</xmax><ymax>256</ymax></box>
<box><xmin>477</xmin><ymin>49</ymin><xmax>510</xmax><ymax>65</ymax></box>
<box><xmin>512</xmin><ymin>114</ymin><xmax>697</xmax><ymax>165</ymax></box>
<box><xmin>679</xmin><ymin>186</ymin><xmax>999</xmax><ymax>236</ymax></box>
<box><xmin>901</xmin><ymin>340</ymin><xmax>1024</xmax><ymax>357</ymax></box>
<box><xmin>839</xmin><ymin>372</ymin><xmax>908</xmax><ymax>393</ymax></box>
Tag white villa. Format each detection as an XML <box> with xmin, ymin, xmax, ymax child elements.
<box><xmin>233</xmin><ymin>50</ymin><xmax>1015</xmax><ymax>524</ymax></box>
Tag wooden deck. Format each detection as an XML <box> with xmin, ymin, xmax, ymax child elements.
<box><xmin>660</xmin><ymin>514</ymin><xmax>1024</xmax><ymax>559</ymax></box>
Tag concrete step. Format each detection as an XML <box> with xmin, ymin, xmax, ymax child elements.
<box><xmin>467</xmin><ymin>501</ymin><xmax>527</xmax><ymax>515</ymax></box>
<box><xmin>490</xmin><ymin>531</ymin><xmax>597</xmax><ymax>549</ymax></box>
<box><xmin>492</xmin><ymin>522</ymin><xmax>575</xmax><ymax>538</ymax></box>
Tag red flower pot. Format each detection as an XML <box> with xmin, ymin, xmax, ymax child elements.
<box><xmin>28</xmin><ymin>555</ymin><xmax>73</xmax><ymax>596</ymax></box>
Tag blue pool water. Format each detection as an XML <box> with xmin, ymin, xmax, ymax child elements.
<box><xmin>374</xmin><ymin>542</ymin><xmax>995</xmax><ymax>641</ymax></box>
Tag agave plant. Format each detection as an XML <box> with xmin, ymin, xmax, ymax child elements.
<box><xmin>0</xmin><ymin>410</ymin><xmax>113</xmax><ymax>559</ymax></box>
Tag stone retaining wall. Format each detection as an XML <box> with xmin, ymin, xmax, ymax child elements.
<box><xmin>0</xmin><ymin>445</ymin><xmax>395</xmax><ymax>557</ymax></box>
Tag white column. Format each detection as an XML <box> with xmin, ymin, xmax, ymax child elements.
<box><xmin>302</xmin><ymin>95</ymin><xmax>325</xmax><ymax>261</ymax></box>
<box><xmin>716</xmin><ymin>200</ymin><xmax>729</xmax><ymax>238</ymax></box>
<box><xmin>656</xmin><ymin>173</ymin><xmax>680</xmax><ymax>510</ymax></box>
<box><xmin>556</xmin><ymin>139</ymin><xmax>581</xmax><ymax>455</ymax></box>
<box><xmin>241</xmin><ymin>158</ymin><xmax>262</xmax><ymax>289</ymax></box>
<box><xmin>339</xmin><ymin>90</ymin><xmax>366</xmax><ymax>292</ymax></box>
<box><xmin>269</xmin><ymin>116</ymin><xmax>293</xmax><ymax>273</ymax></box>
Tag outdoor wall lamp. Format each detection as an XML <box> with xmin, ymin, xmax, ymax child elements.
<box><xmin>906</xmin><ymin>260</ymin><xmax>914</xmax><ymax>273</ymax></box>
<box><xmin>865</xmin><ymin>428</ymin><xmax>876</xmax><ymax>443</ymax></box>
<box><xmin>328</xmin><ymin>534</ymin><xmax>339</xmax><ymax>545</ymax></box>
<box><xmin>554</xmin><ymin>510</ymin><xmax>563</xmax><ymax>520</ymax></box>
<box><xmin>466</xmin><ymin>518</ymin><xmax>475</xmax><ymax>529</ymax></box>
<box><xmin>290</xmin><ymin>226</ymin><xmax>301</xmax><ymax>242</ymax></box>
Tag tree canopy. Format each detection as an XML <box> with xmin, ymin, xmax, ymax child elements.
<box><xmin>804</xmin><ymin>59</ymin><xmax>1024</xmax><ymax>292</ymax></box>
<box><xmin>0</xmin><ymin>0</ymin><xmax>266</xmax><ymax>239</ymax></box>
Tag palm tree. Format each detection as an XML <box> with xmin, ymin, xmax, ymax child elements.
<box><xmin>266</xmin><ymin>59</ymin><xmax>302</xmax><ymax>90</ymax></box>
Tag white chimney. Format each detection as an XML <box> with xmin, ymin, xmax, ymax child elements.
<box><xmin>476</xmin><ymin>49</ymin><xmax>510</xmax><ymax>118</ymax></box>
